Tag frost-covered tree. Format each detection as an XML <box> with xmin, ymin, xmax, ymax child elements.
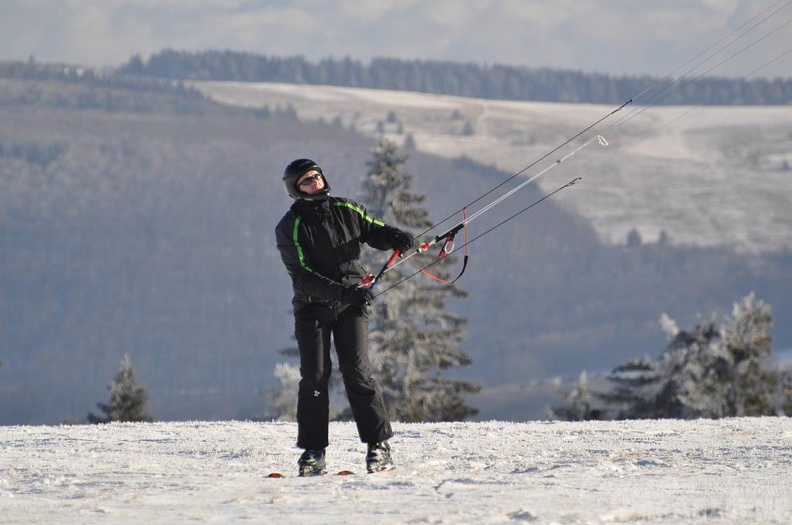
<box><xmin>358</xmin><ymin>137</ymin><xmax>479</xmax><ymax>422</ymax></box>
<box><xmin>263</xmin><ymin>348</ymin><xmax>347</xmax><ymax>422</ymax></box>
<box><xmin>553</xmin><ymin>294</ymin><xmax>792</xmax><ymax>420</ymax></box>
<box><xmin>263</xmin><ymin>362</ymin><xmax>300</xmax><ymax>422</ymax></box>
<box><xmin>550</xmin><ymin>371</ymin><xmax>600</xmax><ymax>421</ymax></box>
<box><xmin>674</xmin><ymin>294</ymin><xmax>785</xmax><ymax>417</ymax></box>
<box><xmin>88</xmin><ymin>354</ymin><xmax>153</xmax><ymax>423</ymax></box>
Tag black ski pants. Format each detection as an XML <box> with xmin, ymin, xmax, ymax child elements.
<box><xmin>294</xmin><ymin>303</ymin><xmax>393</xmax><ymax>450</ymax></box>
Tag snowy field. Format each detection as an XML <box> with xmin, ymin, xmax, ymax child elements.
<box><xmin>1</xmin><ymin>418</ymin><xmax>791</xmax><ymax>524</ymax></box>
<box><xmin>193</xmin><ymin>81</ymin><xmax>792</xmax><ymax>253</ymax></box>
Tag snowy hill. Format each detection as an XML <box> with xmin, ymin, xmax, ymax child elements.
<box><xmin>193</xmin><ymin>81</ymin><xmax>792</xmax><ymax>254</ymax></box>
<box><xmin>1</xmin><ymin>418</ymin><xmax>790</xmax><ymax>524</ymax></box>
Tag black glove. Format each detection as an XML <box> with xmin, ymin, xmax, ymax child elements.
<box><xmin>340</xmin><ymin>286</ymin><xmax>375</xmax><ymax>307</ymax></box>
<box><xmin>383</xmin><ymin>227</ymin><xmax>414</xmax><ymax>254</ymax></box>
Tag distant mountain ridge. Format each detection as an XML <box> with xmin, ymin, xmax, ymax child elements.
<box><xmin>117</xmin><ymin>49</ymin><xmax>792</xmax><ymax>106</ymax></box>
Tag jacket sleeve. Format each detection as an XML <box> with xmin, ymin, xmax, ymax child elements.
<box><xmin>275</xmin><ymin>213</ymin><xmax>347</xmax><ymax>301</ymax></box>
<box><xmin>344</xmin><ymin>200</ymin><xmax>399</xmax><ymax>251</ymax></box>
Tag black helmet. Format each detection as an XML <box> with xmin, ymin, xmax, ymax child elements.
<box><xmin>282</xmin><ymin>158</ymin><xmax>331</xmax><ymax>201</ymax></box>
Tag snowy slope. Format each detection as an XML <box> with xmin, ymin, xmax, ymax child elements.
<box><xmin>192</xmin><ymin>81</ymin><xmax>792</xmax><ymax>253</ymax></box>
<box><xmin>1</xmin><ymin>418</ymin><xmax>791</xmax><ymax>524</ymax></box>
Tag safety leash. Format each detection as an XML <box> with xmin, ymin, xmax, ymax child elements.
<box><xmin>419</xmin><ymin>207</ymin><xmax>469</xmax><ymax>285</ymax></box>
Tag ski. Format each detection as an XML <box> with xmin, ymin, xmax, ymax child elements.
<box><xmin>368</xmin><ymin>466</ymin><xmax>396</xmax><ymax>475</ymax></box>
<box><xmin>266</xmin><ymin>470</ymin><xmax>355</xmax><ymax>478</ymax></box>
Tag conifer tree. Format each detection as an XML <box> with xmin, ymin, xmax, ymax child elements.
<box><xmin>551</xmin><ymin>371</ymin><xmax>599</xmax><ymax>421</ymax></box>
<box><xmin>676</xmin><ymin>294</ymin><xmax>783</xmax><ymax>417</ymax></box>
<box><xmin>263</xmin><ymin>348</ymin><xmax>347</xmax><ymax>421</ymax></box>
<box><xmin>552</xmin><ymin>294</ymin><xmax>792</xmax><ymax>420</ymax></box>
<box><xmin>262</xmin><ymin>362</ymin><xmax>300</xmax><ymax>422</ymax></box>
<box><xmin>358</xmin><ymin>137</ymin><xmax>480</xmax><ymax>422</ymax></box>
<box><xmin>88</xmin><ymin>354</ymin><xmax>154</xmax><ymax>423</ymax></box>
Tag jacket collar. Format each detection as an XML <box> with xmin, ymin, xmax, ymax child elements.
<box><xmin>292</xmin><ymin>197</ymin><xmax>332</xmax><ymax>216</ymax></box>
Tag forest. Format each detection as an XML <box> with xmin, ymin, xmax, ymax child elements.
<box><xmin>2</xmin><ymin>59</ymin><xmax>791</xmax><ymax>424</ymax></box>
<box><xmin>116</xmin><ymin>49</ymin><xmax>792</xmax><ymax>105</ymax></box>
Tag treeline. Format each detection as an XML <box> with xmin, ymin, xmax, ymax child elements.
<box><xmin>0</xmin><ymin>59</ymin><xmax>298</xmax><ymax>118</ymax></box>
<box><xmin>0</xmin><ymin>59</ymin><xmax>207</xmax><ymax>115</ymax></box>
<box><xmin>0</xmin><ymin>58</ymin><xmax>200</xmax><ymax>95</ymax></box>
<box><xmin>118</xmin><ymin>49</ymin><xmax>792</xmax><ymax>105</ymax></box>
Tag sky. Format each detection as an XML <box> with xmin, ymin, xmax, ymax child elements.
<box><xmin>1</xmin><ymin>0</ymin><xmax>790</xmax><ymax>78</ymax></box>
<box><xmin>1</xmin><ymin>418</ymin><xmax>790</xmax><ymax>524</ymax></box>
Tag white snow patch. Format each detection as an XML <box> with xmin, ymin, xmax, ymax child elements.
<box><xmin>1</xmin><ymin>418</ymin><xmax>790</xmax><ymax>524</ymax></box>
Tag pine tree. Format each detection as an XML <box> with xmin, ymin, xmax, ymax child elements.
<box><xmin>358</xmin><ymin>137</ymin><xmax>480</xmax><ymax>422</ymax></box>
<box><xmin>88</xmin><ymin>354</ymin><xmax>154</xmax><ymax>423</ymax></box>
<box><xmin>263</xmin><ymin>348</ymin><xmax>347</xmax><ymax>422</ymax></box>
<box><xmin>553</xmin><ymin>294</ymin><xmax>792</xmax><ymax>420</ymax></box>
<box><xmin>262</xmin><ymin>362</ymin><xmax>300</xmax><ymax>422</ymax></box>
<box><xmin>550</xmin><ymin>371</ymin><xmax>600</xmax><ymax>421</ymax></box>
<box><xmin>678</xmin><ymin>293</ymin><xmax>781</xmax><ymax>417</ymax></box>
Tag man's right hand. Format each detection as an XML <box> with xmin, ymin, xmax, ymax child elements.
<box><xmin>340</xmin><ymin>286</ymin><xmax>375</xmax><ymax>307</ymax></box>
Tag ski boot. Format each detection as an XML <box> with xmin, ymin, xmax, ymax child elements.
<box><xmin>366</xmin><ymin>441</ymin><xmax>395</xmax><ymax>473</ymax></box>
<box><xmin>298</xmin><ymin>448</ymin><xmax>327</xmax><ymax>477</ymax></box>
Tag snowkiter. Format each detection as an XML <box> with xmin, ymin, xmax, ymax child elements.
<box><xmin>275</xmin><ymin>158</ymin><xmax>413</xmax><ymax>476</ymax></box>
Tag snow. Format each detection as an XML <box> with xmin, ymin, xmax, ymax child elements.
<box><xmin>191</xmin><ymin>81</ymin><xmax>792</xmax><ymax>253</ymax></box>
<box><xmin>2</xmin><ymin>418</ymin><xmax>791</xmax><ymax>524</ymax></box>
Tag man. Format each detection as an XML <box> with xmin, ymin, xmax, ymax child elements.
<box><xmin>274</xmin><ymin>158</ymin><xmax>414</xmax><ymax>476</ymax></box>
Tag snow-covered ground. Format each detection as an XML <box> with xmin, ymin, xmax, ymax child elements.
<box><xmin>192</xmin><ymin>81</ymin><xmax>792</xmax><ymax>253</ymax></box>
<box><xmin>2</xmin><ymin>418</ymin><xmax>790</xmax><ymax>524</ymax></box>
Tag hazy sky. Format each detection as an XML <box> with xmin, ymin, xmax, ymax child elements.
<box><xmin>1</xmin><ymin>0</ymin><xmax>790</xmax><ymax>78</ymax></box>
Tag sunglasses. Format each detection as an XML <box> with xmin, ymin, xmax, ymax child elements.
<box><xmin>297</xmin><ymin>173</ymin><xmax>322</xmax><ymax>187</ymax></box>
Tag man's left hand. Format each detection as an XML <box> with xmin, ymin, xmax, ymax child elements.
<box><xmin>385</xmin><ymin>227</ymin><xmax>414</xmax><ymax>254</ymax></box>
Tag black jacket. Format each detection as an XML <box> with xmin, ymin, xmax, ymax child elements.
<box><xmin>275</xmin><ymin>197</ymin><xmax>398</xmax><ymax>312</ymax></box>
